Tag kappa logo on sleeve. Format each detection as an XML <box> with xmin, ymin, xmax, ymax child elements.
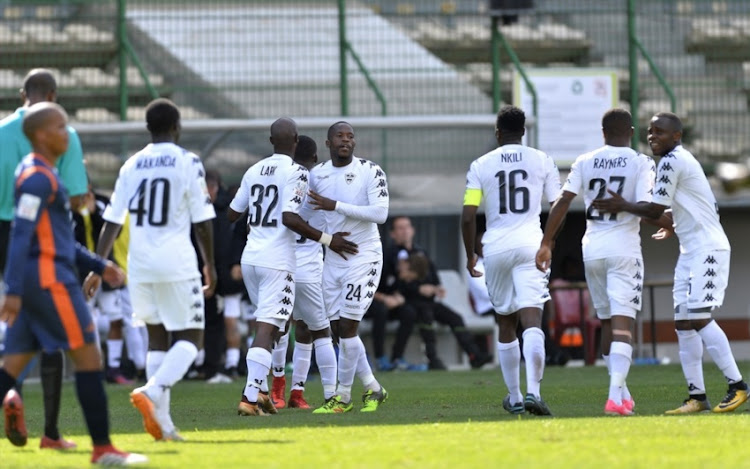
<box><xmin>17</xmin><ymin>193</ymin><xmax>41</xmax><ymax>221</ymax></box>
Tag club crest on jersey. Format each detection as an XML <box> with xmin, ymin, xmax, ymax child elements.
<box><xmin>345</xmin><ymin>172</ymin><xmax>356</xmax><ymax>184</ymax></box>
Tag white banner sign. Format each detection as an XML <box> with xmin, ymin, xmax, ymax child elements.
<box><xmin>513</xmin><ymin>68</ymin><xmax>619</xmax><ymax>166</ymax></box>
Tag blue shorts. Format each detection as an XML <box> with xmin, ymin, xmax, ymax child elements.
<box><xmin>4</xmin><ymin>282</ymin><xmax>96</xmax><ymax>354</ymax></box>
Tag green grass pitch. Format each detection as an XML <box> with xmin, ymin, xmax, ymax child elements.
<box><xmin>3</xmin><ymin>362</ymin><xmax>749</xmax><ymax>468</ymax></box>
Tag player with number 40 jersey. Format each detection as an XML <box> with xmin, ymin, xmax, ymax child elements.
<box><xmin>104</xmin><ymin>142</ymin><xmax>215</xmax><ymax>283</ymax></box>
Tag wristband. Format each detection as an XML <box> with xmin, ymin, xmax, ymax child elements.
<box><xmin>318</xmin><ymin>232</ymin><xmax>333</xmax><ymax>247</ymax></box>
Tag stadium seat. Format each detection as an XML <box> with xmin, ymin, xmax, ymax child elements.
<box><xmin>437</xmin><ymin>270</ymin><xmax>498</xmax><ymax>366</ymax></box>
<box><xmin>549</xmin><ymin>279</ymin><xmax>600</xmax><ymax>365</ymax></box>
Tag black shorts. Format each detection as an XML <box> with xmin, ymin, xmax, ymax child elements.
<box><xmin>0</xmin><ymin>220</ymin><xmax>10</xmax><ymax>275</ymax></box>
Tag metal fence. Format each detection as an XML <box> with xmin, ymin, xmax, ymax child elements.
<box><xmin>1</xmin><ymin>0</ymin><xmax>749</xmax><ymax>185</ymax></box>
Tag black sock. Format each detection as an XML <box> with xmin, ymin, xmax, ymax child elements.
<box><xmin>41</xmin><ymin>351</ymin><xmax>63</xmax><ymax>440</ymax></box>
<box><xmin>690</xmin><ymin>393</ymin><xmax>707</xmax><ymax>401</ymax></box>
<box><xmin>74</xmin><ymin>371</ymin><xmax>111</xmax><ymax>446</ymax></box>
<box><xmin>0</xmin><ymin>369</ymin><xmax>17</xmax><ymax>401</ymax></box>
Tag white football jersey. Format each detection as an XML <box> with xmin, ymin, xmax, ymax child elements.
<box><xmin>564</xmin><ymin>145</ymin><xmax>655</xmax><ymax>260</ymax></box>
<box><xmin>308</xmin><ymin>156</ymin><xmax>388</xmax><ymax>266</ymax></box>
<box><xmin>294</xmin><ymin>205</ymin><xmax>324</xmax><ymax>283</ymax></box>
<box><xmin>651</xmin><ymin>145</ymin><xmax>730</xmax><ymax>254</ymax></box>
<box><xmin>466</xmin><ymin>144</ymin><xmax>561</xmax><ymax>257</ymax></box>
<box><xmin>103</xmin><ymin>142</ymin><xmax>216</xmax><ymax>283</ymax></box>
<box><xmin>230</xmin><ymin>153</ymin><xmax>308</xmax><ymax>272</ymax></box>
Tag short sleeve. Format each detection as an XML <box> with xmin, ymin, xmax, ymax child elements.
<box><xmin>56</xmin><ymin>129</ymin><xmax>88</xmax><ymax>197</ymax></box>
<box><xmin>465</xmin><ymin>160</ymin><xmax>481</xmax><ymax>190</ymax></box>
<box><xmin>188</xmin><ymin>157</ymin><xmax>216</xmax><ymax>223</ymax></box>
<box><xmin>229</xmin><ymin>171</ymin><xmax>250</xmax><ymax>214</ymax></box>
<box><xmin>102</xmin><ymin>169</ymin><xmax>129</xmax><ymax>225</ymax></box>
<box><xmin>543</xmin><ymin>153</ymin><xmax>562</xmax><ymax>202</ymax></box>
<box><xmin>562</xmin><ymin>157</ymin><xmax>583</xmax><ymax>195</ymax></box>
<box><xmin>634</xmin><ymin>155</ymin><xmax>656</xmax><ymax>203</ymax></box>
<box><xmin>281</xmin><ymin>165</ymin><xmax>308</xmax><ymax>214</ymax></box>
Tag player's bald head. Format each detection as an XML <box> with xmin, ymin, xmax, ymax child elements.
<box><xmin>294</xmin><ymin>135</ymin><xmax>317</xmax><ymax>168</ymax></box>
<box><xmin>22</xmin><ymin>102</ymin><xmax>67</xmax><ymax>140</ymax></box>
<box><xmin>652</xmin><ymin>112</ymin><xmax>683</xmax><ymax>133</ymax></box>
<box><xmin>602</xmin><ymin>108</ymin><xmax>633</xmax><ymax>139</ymax></box>
<box><xmin>270</xmin><ymin>117</ymin><xmax>298</xmax><ymax>154</ymax></box>
<box><xmin>23</xmin><ymin>68</ymin><xmax>57</xmax><ymax>99</ymax></box>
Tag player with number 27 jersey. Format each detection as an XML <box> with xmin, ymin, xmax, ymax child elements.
<box><xmin>564</xmin><ymin>145</ymin><xmax>655</xmax><ymax>261</ymax></box>
<box><xmin>103</xmin><ymin>142</ymin><xmax>215</xmax><ymax>283</ymax></box>
<box><xmin>465</xmin><ymin>143</ymin><xmax>560</xmax><ymax>257</ymax></box>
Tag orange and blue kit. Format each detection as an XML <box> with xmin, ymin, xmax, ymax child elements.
<box><xmin>3</xmin><ymin>154</ymin><xmax>106</xmax><ymax>354</ymax></box>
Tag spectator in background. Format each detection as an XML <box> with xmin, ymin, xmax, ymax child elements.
<box><xmin>366</xmin><ymin>220</ymin><xmax>421</xmax><ymax>372</ymax></box>
<box><xmin>390</xmin><ymin>216</ymin><xmax>492</xmax><ymax>370</ymax></box>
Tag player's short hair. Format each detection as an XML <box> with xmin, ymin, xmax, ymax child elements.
<box><xmin>602</xmin><ymin>108</ymin><xmax>632</xmax><ymax>138</ymax></box>
<box><xmin>205</xmin><ymin>169</ymin><xmax>221</xmax><ymax>187</ymax></box>
<box><xmin>145</xmin><ymin>98</ymin><xmax>180</xmax><ymax>135</ymax></box>
<box><xmin>653</xmin><ymin>112</ymin><xmax>683</xmax><ymax>132</ymax></box>
<box><xmin>295</xmin><ymin>135</ymin><xmax>317</xmax><ymax>164</ymax></box>
<box><xmin>23</xmin><ymin>69</ymin><xmax>57</xmax><ymax>97</ymax></box>
<box><xmin>406</xmin><ymin>253</ymin><xmax>430</xmax><ymax>282</ymax></box>
<box><xmin>327</xmin><ymin>121</ymin><xmax>352</xmax><ymax>140</ymax></box>
<box><xmin>496</xmin><ymin>105</ymin><xmax>525</xmax><ymax>133</ymax></box>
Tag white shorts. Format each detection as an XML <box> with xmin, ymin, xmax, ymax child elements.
<box><xmin>96</xmin><ymin>289</ymin><xmax>123</xmax><ymax>321</ymax></box>
<box><xmin>241</xmin><ymin>264</ymin><xmax>294</xmax><ymax>329</ymax></box>
<box><xmin>673</xmin><ymin>249</ymin><xmax>730</xmax><ymax>320</ymax></box>
<box><xmin>293</xmin><ymin>281</ymin><xmax>329</xmax><ymax>331</ymax></box>
<box><xmin>323</xmin><ymin>259</ymin><xmax>382</xmax><ymax>321</ymax></box>
<box><xmin>222</xmin><ymin>293</ymin><xmax>242</xmax><ymax>319</ymax></box>
<box><xmin>130</xmin><ymin>278</ymin><xmax>205</xmax><ymax>331</ymax></box>
<box><xmin>584</xmin><ymin>256</ymin><xmax>643</xmax><ymax>320</ymax></box>
<box><xmin>484</xmin><ymin>247</ymin><xmax>550</xmax><ymax>315</ymax></box>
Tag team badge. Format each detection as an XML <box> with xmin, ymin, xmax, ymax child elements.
<box><xmin>345</xmin><ymin>172</ymin><xmax>356</xmax><ymax>184</ymax></box>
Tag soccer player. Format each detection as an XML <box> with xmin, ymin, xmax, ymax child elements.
<box><xmin>461</xmin><ymin>105</ymin><xmax>560</xmax><ymax>416</ymax></box>
<box><xmin>536</xmin><ymin>108</ymin><xmax>655</xmax><ymax>415</ymax></box>
<box><xmin>0</xmin><ymin>102</ymin><xmax>146</xmax><ymax>465</ymax></box>
<box><xmin>230</xmin><ymin>119</ymin><xmax>357</xmax><ymax>417</ymax></box>
<box><xmin>91</xmin><ymin>98</ymin><xmax>217</xmax><ymax>440</ymax></box>
<box><xmin>0</xmin><ymin>69</ymin><xmax>88</xmax><ymax>450</ymax></box>
<box><xmin>593</xmin><ymin>112</ymin><xmax>749</xmax><ymax>414</ymax></box>
<box><xmin>308</xmin><ymin>121</ymin><xmax>390</xmax><ymax>414</ymax></box>
<box><xmin>270</xmin><ymin>135</ymin><xmax>340</xmax><ymax>410</ymax></box>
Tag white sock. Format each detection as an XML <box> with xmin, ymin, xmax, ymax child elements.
<box><xmin>244</xmin><ymin>347</ymin><xmax>272</xmax><ymax>403</ymax></box>
<box><xmin>226</xmin><ymin>348</ymin><xmax>240</xmax><ymax>369</ymax></box>
<box><xmin>336</xmin><ymin>337</ymin><xmax>361</xmax><ymax>403</ymax></box>
<box><xmin>698</xmin><ymin>320</ymin><xmax>743</xmax><ymax>384</ymax></box>
<box><xmin>522</xmin><ymin>328</ymin><xmax>545</xmax><ymax>399</ymax></box>
<box><xmin>314</xmin><ymin>337</ymin><xmax>337</xmax><ymax>399</ymax></box>
<box><xmin>604</xmin><ymin>353</ymin><xmax>632</xmax><ymax>401</ymax></box>
<box><xmin>677</xmin><ymin>329</ymin><xmax>705</xmax><ymax>395</ymax></box>
<box><xmin>291</xmin><ymin>342</ymin><xmax>312</xmax><ymax>391</ymax></box>
<box><xmin>498</xmin><ymin>340</ymin><xmax>522</xmax><ymax>403</ymax></box>
<box><xmin>356</xmin><ymin>336</ymin><xmax>380</xmax><ymax>392</ymax></box>
<box><xmin>146</xmin><ymin>350</ymin><xmax>166</xmax><ymax>380</ymax></box>
<box><xmin>272</xmin><ymin>332</ymin><xmax>290</xmax><ymax>377</ymax></box>
<box><xmin>148</xmin><ymin>341</ymin><xmax>198</xmax><ymax>403</ymax></box>
<box><xmin>124</xmin><ymin>325</ymin><xmax>147</xmax><ymax>370</ymax></box>
<box><xmin>608</xmin><ymin>341</ymin><xmax>633</xmax><ymax>405</ymax></box>
<box><xmin>107</xmin><ymin>339</ymin><xmax>123</xmax><ymax>369</ymax></box>
<box><xmin>194</xmin><ymin>348</ymin><xmax>205</xmax><ymax>367</ymax></box>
